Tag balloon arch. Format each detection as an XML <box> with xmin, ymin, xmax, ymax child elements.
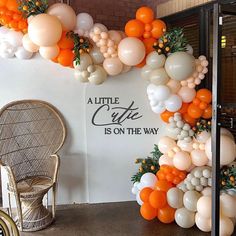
<box><xmin>0</xmin><ymin>1</ymin><xmax>235</xmax><ymax>235</ymax></box>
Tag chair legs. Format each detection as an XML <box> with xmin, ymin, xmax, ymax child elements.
<box><xmin>52</xmin><ymin>183</ymin><xmax>57</xmax><ymax>219</ymax></box>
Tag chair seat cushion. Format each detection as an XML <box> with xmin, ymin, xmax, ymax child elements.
<box><xmin>16</xmin><ymin>176</ymin><xmax>53</xmax><ymax>198</ymax></box>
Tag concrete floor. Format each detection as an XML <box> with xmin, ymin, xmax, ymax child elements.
<box><xmin>20</xmin><ymin>201</ymin><xmax>212</xmax><ymax>236</ymax></box>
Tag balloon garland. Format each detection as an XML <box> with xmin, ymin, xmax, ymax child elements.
<box><xmin>0</xmin><ymin>2</ymin><xmax>236</xmax><ymax>234</ymax></box>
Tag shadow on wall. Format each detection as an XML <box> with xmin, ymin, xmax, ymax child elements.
<box><xmin>58</xmin><ymin>119</ymin><xmax>87</xmax><ymax>204</ymax></box>
<box><xmin>49</xmin><ymin>0</ymin><xmax>156</xmax><ymax>30</ymax></box>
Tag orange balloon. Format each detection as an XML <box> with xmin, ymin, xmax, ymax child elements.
<box><xmin>58</xmin><ymin>32</ymin><xmax>74</xmax><ymax>50</ymax></box>
<box><xmin>136</xmin><ymin>6</ymin><xmax>154</xmax><ymax>24</ymax></box>
<box><xmin>188</xmin><ymin>103</ymin><xmax>203</xmax><ymax>119</ymax></box>
<box><xmin>196</xmin><ymin>89</ymin><xmax>212</xmax><ymax>104</ymax></box>
<box><xmin>140</xmin><ymin>202</ymin><xmax>157</xmax><ymax>220</ymax></box>
<box><xmin>143</xmin><ymin>37</ymin><xmax>156</xmax><ymax>54</ymax></box>
<box><xmin>183</xmin><ymin>113</ymin><xmax>197</xmax><ymax>127</ymax></box>
<box><xmin>0</xmin><ymin>0</ymin><xmax>7</xmax><ymax>7</ymax></box>
<box><xmin>155</xmin><ymin>180</ymin><xmax>173</xmax><ymax>192</ymax></box>
<box><xmin>202</xmin><ymin>105</ymin><xmax>212</xmax><ymax>119</ymax></box>
<box><xmin>1</xmin><ymin>14</ymin><xmax>11</xmax><ymax>24</ymax></box>
<box><xmin>140</xmin><ymin>187</ymin><xmax>153</xmax><ymax>203</ymax></box>
<box><xmin>8</xmin><ymin>19</ymin><xmax>18</xmax><ymax>29</ymax></box>
<box><xmin>6</xmin><ymin>0</ymin><xmax>19</xmax><ymax>13</ymax></box>
<box><xmin>178</xmin><ymin>103</ymin><xmax>189</xmax><ymax>114</ymax></box>
<box><xmin>160</xmin><ymin>110</ymin><xmax>174</xmax><ymax>123</ymax></box>
<box><xmin>125</xmin><ymin>19</ymin><xmax>145</xmax><ymax>38</ymax></box>
<box><xmin>136</xmin><ymin>57</ymin><xmax>146</xmax><ymax>68</ymax></box>
<box><xmin>12</xmin><ymin>13</ymin><xmax>21</xmax><ymax>21</ymax></box>
<box><xmin>156</xmin><ymin>170</ymin><xmax>166</xmax><ymax>181</ymax></box>
<box><xmin>151</xmin><ymin>19</ymin><xmax>166</xmax><ymax>39</ymax></box>
<box><xmin>18</xmin><ymin>20</ymin><xmax>27</xmax><ymax>30</ymax></box>
<box><xmin>193</xmin><ymin>98</ymin><xmax>201</xmax><ymax>106</ymax></box>
<box><xmin>143</xmin><ymin>31</ymin><xmax>151</xmax><ymax>39</ymax></box>
<box><xmin>57</xmin><ymin>49</ymin><xmax>74</xmax><ymax>67</ymax></box>
<box><xmin>157</xmin><ymin>205</ymin><xmax>175</xmax><ymax>224</ymax></box>
<box><xmin>149</xmin><ymin>190</ymin><xmax>167</xmax><ymax>209</ymax></box>
<box><xmin>144</xmin><ymin>23</ymin><xmax>152</xmax><ymax>32</ymax></box>
<box><xmin>199</xmin><ymin>101</ymin><xmax>208</xmax><ymax>110</ymax></box>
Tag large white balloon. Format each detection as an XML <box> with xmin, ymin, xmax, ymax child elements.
<box><xmin>15</xmin><ymin>47</ymin><xmax>33</xmax><ymax>60</ymax></box>
<box><xmin>175</xmin><ymin>208</ymin><xmax>195</xmax><ymax>228</ymax></box>
<box><xmin>6</xmin><ymin>31</ymin><xmax>23</xmax><ymax>48</ymax></box>
<box><xmin>165</xmin><ymin>52</ymin><xmax>195</xmax><ymax>81</ymax></box>
<box><xmin>147</xmin><ymin>84</ymin><xmax>171</xmax><ymax>102</ymax></box>
<box><xmin>140</xmin><ymin>173</ymin><xmax>157</xmax><ymax>188</ymax></box>
<box><xmin>165</xmin><ymin>94</ymin><xmax>182</xmax><ymax>112</ymax></box>
<box><xmin>0</xmin><ymin>41</ymin><xmax>16</xmax><ymax>58</ymax></box>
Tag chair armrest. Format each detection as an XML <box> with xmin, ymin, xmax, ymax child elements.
<box><xmin>1</xmin><ymin>165</ymin><xmax>18</xmax><ymax>195</ymax></box>
<box><xmin>48</xmin><ymin>154</ymin><xmax>60</xmax><ymax>183</ymax></box>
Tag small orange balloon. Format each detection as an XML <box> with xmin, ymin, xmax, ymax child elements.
<box><xmin>6</xmin><ymin>0</ymin><xmax>20</xmax><ymax>13</ymax></box>
<box><xmin>151</xmin><ymin>19</ymin><xmax>166</xmax><ymax>39</ymax></box>
<box><xmin>188</xmin><ymin>103</ymin><xmax>203</xmax><ymax>119</ymax></box>
<box><xmin>125</xmin><ymin>19</ymin><xmax>145</xmax><ymax>38</ymax></box>
<box><xmin>8</xmin><ymin>19</ymin><xmax>18</xmax><ymax>29</ymax></box>
<box><xmin>196</xmin><ymin>89</ymin><xmax>212</xmax><ymax>104</ymax></box>
<box><xmin>0</xmin><ymin>6</ymin><xmax>7</xmax><ymax>15</ymax></box>
<box><xmin>57</xmin><ymin>49</ymin><xmax>74</xmax><ymax>67</ymax></box>
<box><xmin>58</xmin><ymin>31</ymin><xmax>74</xmax><ymax>50</ymax></box>
<box><xmin>155</xmin><ymin>180</ymin><xmax>173</xmax><ymax>192</ymax></box>
<box><xmin>140</xmin><ymin>187</ymin><xmax>153</xmax><ymax>203</ymax></box>
<box><xmin>0</xmin><ymin>0</ymin><xmax>7</xmax><ymax>7</ymax></box>
<box><xmin>202</xmin><ymin>105</ymin><xmax>212</xmax><ymax>119</ymax></box>
<box><xmin>157</xmin><ymin>205</ymin><xmax>175</xmax><ymax>224</ymax></box>
<box><xmin>149</xmin><ymin>190</ymin><xmax>167</xmax><ymax>209</ymax></box>
<box><xmin>140</xmin><ymin>202</ymin><xmax>157</xmax><ymax>220</ymax></box>
<box><xmin>1</xmin><ymin>14</ymin><xmax>11</xmax><ymax>24</ymax></box>
<box><xmin>156</xmin><ymin>171</ymin><xmax>165</xmax><ymax>181</ymax></box>
<box><xmin>144</xmin><ymin>23</ymin><xmax>152</xmax><ymax>32</ymax></box>
<box><xmin>178</xmin><ymin>103</ymin><xmax>189</xmax><ymax>114</ymax></box>
<box><xmin>12</xmin><ymin>13</ymin><xmax>21</xmax><ymax>21</ymax></box>
<box><xmin>160</xmin><ymin>110</ymin><xmax>174</xmax><ymax>123</ymax></box>
<box><xmin>18</xmin><ymin>20</ymin><xmax>27</xmax><ymax>30</ymax></box>
<box><xmin>199</xmin><ymin>101</ymin><xmax>208</xmax><ymax>110</ymax></box>
<box><xmin>193</xmin><ymin>98</ymin><xmax>201</xmax><ymax>106</ymax></box>
<box><xmin>136</xmin><ymin>6</ymin><xmax>154</xmax><ymax>24</ymax></box>
<box><xmin>143</xmin><ymin>37</ymin><xmax>156</xmax><ymax>54</ymax></box>
<box><xmin>183</xmin><ymin>113</ymin><xmax>197</xmax><ymax>127</ymax></box>
<box><xmin>143</xmin><ymin>31</ymin><xmax>151</xmax><ymax>39</ymax></box>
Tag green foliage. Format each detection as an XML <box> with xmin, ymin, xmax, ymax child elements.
<box><xmin>66</xmin><ymin>31</ymin><xmax>92</xmax><ymax>66</ymax></box>
<box><xmin>193</xmin><ymin>119</ymin><xmax>211</xmax><ymax>137</ymax></box>
<box><xmin>18</xmin><ymin>0</ymin><xmax>49</xmax><ymax>18</ymax></box>
<box><xmin>221</xmin><ymin>164</ymin><xmax>236</xmax><ymax>190</ymax></box>
<box><xmin>153</xmin><ymin>28</ymin><xmax>188</xmax><ymax>56</ymax></box>
<box><xmin>131</xmin><ymin>145</ymin><xmax>161</xmax><ymax>184</ymax></box>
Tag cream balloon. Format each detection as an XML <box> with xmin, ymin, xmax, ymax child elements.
<box><xmin>146</xmin><ymin>51</ymin><xmax>166</xmax><ymax>69</ymax></box>
<box><xmin>47</xmin><ymin>3</ymin><xmax>76</xmax><ymax>31</ymax></box>
<box><xmin>92</xmin><ymin>23</ymin><xmax>108</xmax><ymax>32</ymax></box>
<box><xmin>118</xmin><ymin>37</ymin><xmax>145</xmax><ymax>66</ymax></box>
<box><xmin>175</xmin><ymin>208</ymin><xmax>195</xmax><ymax>228</ymax></box>
<box><xmin>167</xmin><ymin>79</ymin><xmax>181</xmax><ymax>93</ymax></box>
<box><xmin>183</xmin><ymin>190</ymin><xmax>201</xmax><ymax>212</ymax></box>
<box><xmin>76</xmin><ymin>13</ymin><xmax>94</xmax><ymax>31</ymax></box>
<box><xmin>178</xmin><ymin>87</ymin><xmax>196</xmax><ymax>103</ymax></box>
<box><xmin>103</xmin><ymin>57</ymin><xmax>123</xmax><ymax>76</ymax></box>
<box><xmin>73</xmin><ymin>53</ymin><xmax>93</xmax><ymax>71</ymax></box>
<box><xmin>158</xmin><ymin>136</ymin><xmax>176</xmax><ymax>154</ymax></box>
<box><xmin>221</xmin><ymin>128</ymin><xmax>235</xmax><ymax>141</ymax></box>
<box><xmin>108</xmin><ymin>30</ymin><xmax>122</xmax><ymax>45</ymax></box>
<box><xmin>220</xmin><ymin>193</ymin><xmax>236</xmax><ymax>218</ymax></box>
<box><xmin>22</xmin><ymin>34</ymin><xmax>39</xmax><ymax>52</ymax></box>
<box><xmin>220</xmin><ymin>216</ymin><xmax>234</xmax><ymax>236</ymax></box>
<box><xmin>201</xmin><ymin>187</ymin><xmax>212</xmax><ymax>196</ymax></box>
<box><xmin>167</xmin><ymin>187</ymin><xmax>184</xmax><ymax>209</ymax></box>
<box><xmin>205</xmin><ymin>135</ymin><xmax>236</xmax><ymax>165</ymax></box>
<box><xmin>39</xmin><ymin>45</ymin><xmax>59</xmax><ymax>59</ymax></box>
<box><xmin>173</xmin><ymin>151</ymin><xmax>192</xmax><ymax>171</ymax></box>
<box><xmin>28</xmin><ymin>14</ymin><xmax>62</xmax><ymax>47</ymax></box>
<box><xmin>141</xmin><ymin>65</ymin><xmax>152</xmax><ymax>80</ymax></box>
<box><xmin>149</xmin><ymin>68</ymin><xmax>170</xmax><ymax>85</ymax></box>
<box><xmin>159</xmin><ymin>154</ymin><xmax>174</xmax><ymax>166</ymax></box>
<box><xmin>191</xmin><ymin>150</ymin><xmax>209</xmax><ymax>166</ymax></box>
<box><xmin>165</xmin><ymin>51</ymin><xmax>195</xmax><ymax>81</ymax></box>
<box><xmin>88</xmin><ymin>65</ymin><xmax>107</xmax><ymax>85</ymax></box>
<box><xmin>89</xmin><ymin>46</ymin><xmax>105</xmax><ymax>64</ymax></box>
<box><xmin>197</xmin><ymin>196</ymin><xmax>211</xmax><ymax>218</ymax></box>
<box><xmin>122</xmin><ymin>64</ymin><xmax>131</xmax><ymax>73</ymax></box>
<box><xmin>74</xmin><ymin>70</ymin><xmax>89</xmax><ymax>82</ymax></box>
<box><xmin>196</xmin><ymin>131</ymin><xmax>211</xmax><ymax>143</ymax></box>
<box><xmin>177</xmin><ymin>140</ymin><xmax>193</xmax><ymax>152</ymax></box>
<box><xmin>195</xmin><ymin>213</ymin><xmax>211</xmax><ymax>232</ymax></box>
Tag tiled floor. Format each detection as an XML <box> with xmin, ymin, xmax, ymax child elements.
<box><xmin>20</xmin><ymin>201</ymin><xmax>213</xmax><ymax>236</ymax></box>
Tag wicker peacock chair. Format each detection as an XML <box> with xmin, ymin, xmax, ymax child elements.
<box><xmin>0</xmin><ymin>209</ymin><xmax>19</xmax><ymax>236</ymax></box>
<box><xmin>0</xmin><ymin>100</ymin><xmax>66</xmax><ymax>232</ymax></box>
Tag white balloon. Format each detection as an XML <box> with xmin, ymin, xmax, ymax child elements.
<box><xmin>140</xmin><ymin>173</ymin><xmax>157</xmax><ymax>188</ymax></box>
<box><xmin>76</xmin><ymin>13</ymin><xmax>94</xmax><ymax>31</ymax></box>
<box><xmin>136</xmin><ymin>191</ymin><xmax>143</xmax><ymax>206</ymax></box>
<box><xmin>0</xmin><ymin>26</ymin><xmax>9</xmax><ymax>38</ymax></box>
<box><xmin>88</xmin><ymin>65</ymin><xmax>107</xmax><ymax>85</ymax></box>
<box><xmin>151</xmin><ymin>102</ymin><xmax>166</xmax><ymax>114</ymax></box>
<box><xmin>6</xmin><ymin>31</ymin><xmax>23</xmax><ymax>48</ymax></box>
<box><xmin>165</xmin><ymin>95</ymin><xmax>182</xmax><ymax>112</ymax></box>
<box><xmin>15</xmin><ymin>47</ymin><xmax>33</xmax><ymax>59</ymax></box>
<box><xmin>0</xmin><ymin>41</ymin><xmax>16</xmax><ymax>58</ymax></box>
<box><xmin>147</xmin><ymin>84</ymin><xmax>171</xmax><ymax>102</ymax></box>
<box><xmin>146</xmin><ymin>51</ymin><xmax>166</xmax><ymax>69</ymax></box>
<box><xmin>183</xmin><ymin>191</ymin><xmax>201</xmax><ymax>212</ymax></box>
<box><xmin>186</xmin><ymin>44</ymin><xmax>193</xmax><ymax>55</ymax></box>
<box><xmin>175</xmin><ymin>208</ymin><xmax>195</xmax><ymax>228</ymax></box>
<box><xmin>167</xmin><ymin>187</ymin><xmax>184</xmax><ymax>209</ymax></box>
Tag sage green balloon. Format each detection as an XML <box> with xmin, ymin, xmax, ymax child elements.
<box><xmin>146</xmin><ymin>51</ymin><xmax>166</xmax><ymax>69</ymax></box>
<box><xmin>175</xmin><ymin>208</ymin><xmax>195</xmax><ymax>228</ymax></box>
<box><xmin>165</xmin><ymin>51</ymin><xmax>195</xmax><ymax>81</ymax></box>
<box><xmin>149</xmin><ymin>68</ymin><xmax>170</xmax><ymax>85</ymax></box>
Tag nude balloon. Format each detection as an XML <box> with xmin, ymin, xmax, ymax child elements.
<box><xmin>220</xmin><ymin>216</ymin><xmax>234</xmax><ymax>236</ymax></box>
<box><xmin>103</xmin><ymin>57</ymin><xmax>123</xmax><ymax>76</ymax></box>
<box><xmin>177</xmin><ymin>140</ymin><xmax>193</xmax><ymax>152</ymax></box>
<box><xmin>165</xmin><ymin>52</ymin><xmax>195</xmax><ymax>81</ymax></box>
<box><xmin>28</xmin><ymin>14</ymin><xmax>62</xmax><ymax>47</ymax></box>
<box><xmin>178</xmin><ymin>87</ymin><xmax>196</xmax><ymax>103</ymax></box>
<box><xmin>149</xmin><ymin>68</ymin><xmax>170</xmax><ymax>85</ymax></box>
<box><xmin>47</xmin><ymin>3</ymin><xmax>77</xmax><ymax>31</ymax></box>
<box><xmin>195</xmin><ymin>213</ymin><xmax>211</xmax><ymax>232</ymax></box>
<box><xmin>197</xmin><ymin>196</ymin><xmax>211</xmax><ymax>218</ymax></box>
<box><xmin>118</xmin><ymin>37</ymin><xmax>145</xmax><ymax>66</ymax></box>
<box><xmin>22</xmin><ymin>34</ymin><xmax>39</xmax><ymax>52</ymax></box>
<box><xmin>191</xmin><ymin>149</ymin><xmax>209</xmax><ymax>166</ymax></box>
<box><xmin>167</xmin><ymin>79</ymin><xmax>181</xmax><ymax>93</ymax></box>
<box><xmin>158</xmin><ymin>136</ymin><xmax>176</xmax><ymax>154</ymax></box>
<box><xmin>39</xmin><ymin>45</ymin><xmax>59</xmax><ymax>59</ymax></box>
<box><xmin>108</xmin><ymin>30</ymin><xmax>122</xmax><ymax>44</ymax></box>
<box><xmin>173</xmin><ymin>151</ymin><xmax>192</xmax><ymax>171</ymax></box>
<box><xmin>159</xmin><ymin>154</ymin><xmax>174</xmax><ymax>166</ymax></box>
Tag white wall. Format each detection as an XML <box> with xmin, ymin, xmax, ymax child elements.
<box><xmin>0</xmin><ymin>55</ymin><xmax>164</xmax><ymax>205</ymax></box>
